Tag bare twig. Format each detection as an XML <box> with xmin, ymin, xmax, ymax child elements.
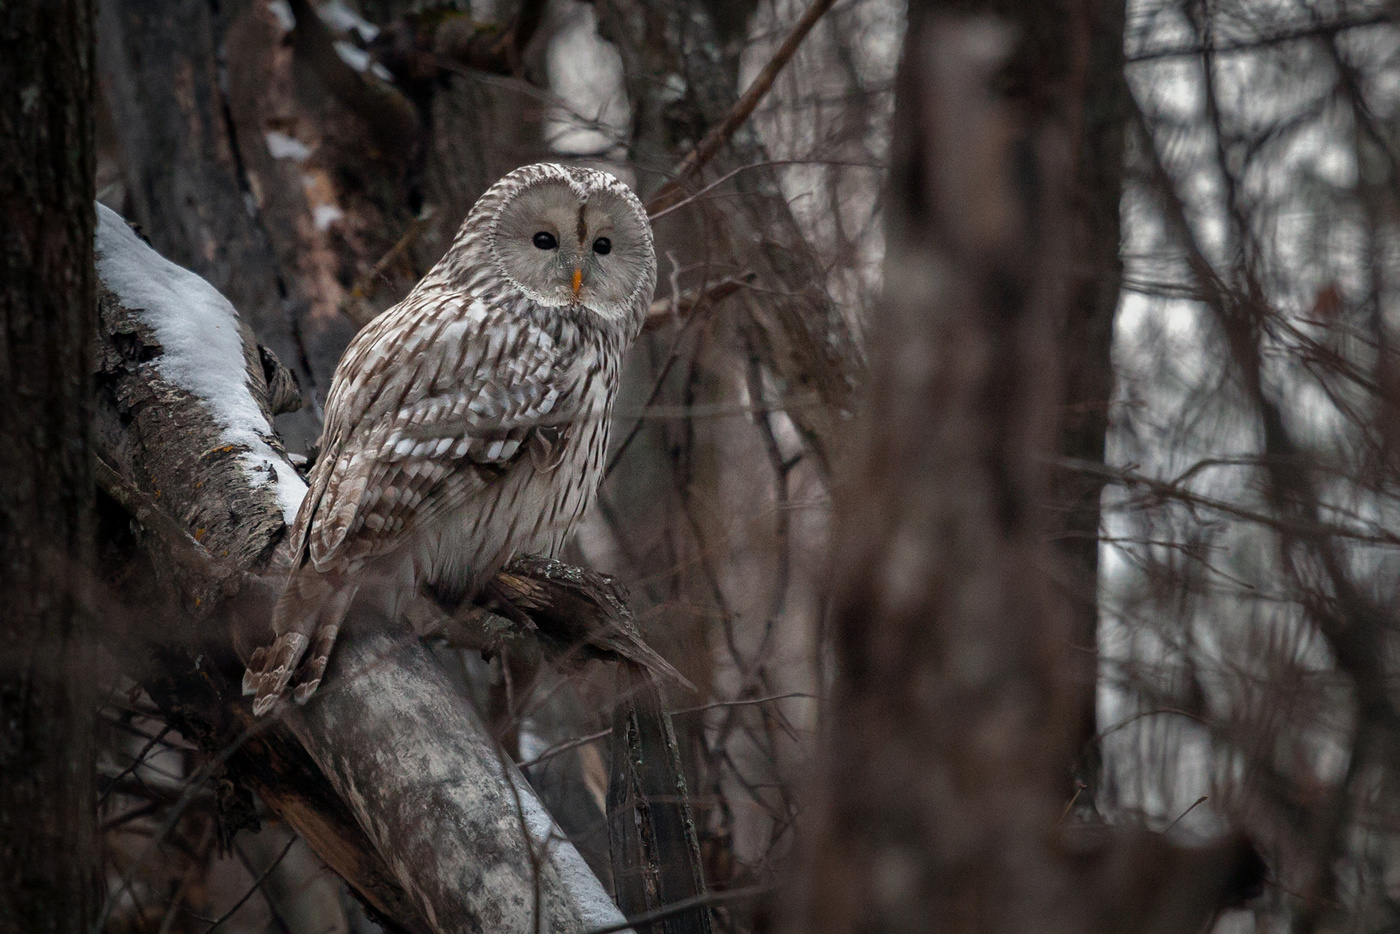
<box><xmin>343</xmin><ymin>206</ymin><xmax>438</xmax><ymax>326</ymax></box>
<box><xmin>1126</xmin><ymin>12</ymin><xmax>1391</xmax><ymax>63</ymax></box>
<box><xmin>207</xmin><ymin>836</ymin><xmax>297</xmax><ymax>933</ymax></box>
<box><xmin>642</xmin><ymin>274</ymin><xmax>754</xmax><ymax>333</ymax></box>
<box><xmin>586</xmin><ymin>884</ymin><xmax>775</xmax><ymax>934</ymax></box>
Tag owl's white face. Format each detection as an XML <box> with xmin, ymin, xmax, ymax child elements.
<box><xmin>490</xmin><ymin>172</ymin><xmax>653</xmax><ymax>321</ymax></box>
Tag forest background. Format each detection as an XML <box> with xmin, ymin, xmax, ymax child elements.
<box><xmin>3</xmin><ymin>0</ymin><xmax>1393</xmax><ymax>932</ymax></box>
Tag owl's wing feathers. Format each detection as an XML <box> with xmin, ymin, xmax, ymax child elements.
<box><xmin>305</xmin><ymin>309</ymin><xmax>586</xmax><ymax>571</ymax></box>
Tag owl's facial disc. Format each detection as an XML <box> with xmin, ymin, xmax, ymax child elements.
<box><xmin>492</xmin><ymin>178</ymin><xmax>651</xmax><ymax>319</ymax></box>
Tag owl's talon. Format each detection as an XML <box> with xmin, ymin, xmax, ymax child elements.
<box><xmin>293</xmin><ymin>679</ymin><xmax>321</xmax><ymax>704</ymax></box>
<box><xmin>251</xmin><ymin>693</ymin><xmax>280</xmax><ymax>717</ymax></box>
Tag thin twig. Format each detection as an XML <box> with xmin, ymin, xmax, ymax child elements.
<box><xmin>1125</xmin><ymin>12</ymin><xmax>1390</xmax><ymax>63</ymax></box>
<box><xmin>205</xmin><ymin>836</ymin><xmax>297</xmax><ymax>932</ymax></box>
<box><xmin>98</xmin><ymin>724</ymin><xmax>174</xmax><ymax>809</ymax></box>
<box><xmin>647</xmin><ymin>158</ymin><xmax>883</xmax><ymax>222</ymax></box>
<box><xmin>642</xmin><ymin>274</ymin><xmax>754</xmax><ymax>332</ymax></box>
<box><xmin>92</xmin><ymin>720</ymin><xmax>270</xmax><ymax>934</ymax></box>
<box><xmin>518</xmin><ymin>693</ymin><xmax>812</xmax><ymax>771</ymax></box>
<box><xmin>343</xmin><ymin>206</ymin><xmax>437</xmax><ymax>325</ymax></box>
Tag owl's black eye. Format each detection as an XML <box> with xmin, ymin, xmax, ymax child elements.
<box><xmin>532</xmin><ymin>231</ymin><xmax>558</xmax><ymax>250</ymax></box>
<box><xmin>592</xmin><ymin>237</ymin><xmax>612</xmax><ymax>256</ymax></box>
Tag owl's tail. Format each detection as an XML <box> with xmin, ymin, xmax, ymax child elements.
<box><xmin>243</xmin><ymin>567</ymin><xmax>358</xmax><ymax>716</ymax></box>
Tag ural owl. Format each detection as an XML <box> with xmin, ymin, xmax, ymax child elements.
<box><xmin>244</xmin><ymin>163</ymin><xmax>657</xmax><ymax>715</ymax></box>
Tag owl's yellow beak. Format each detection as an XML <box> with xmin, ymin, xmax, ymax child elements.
<box><xmin>572</xmin><ymin>267</ymin><xmax>583</xmax><ymax>298</ymax></box>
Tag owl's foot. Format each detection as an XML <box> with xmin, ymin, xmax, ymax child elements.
<box><xmin>242</xmin><ymin>631</ymin><xmax>308</xmax><ymax>716</ymax></box>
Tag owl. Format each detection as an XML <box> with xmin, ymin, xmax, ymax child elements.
<box><xmin>244</xmin><ymin>163</ymin><xmax>657</xmax><ymax>716</ymax></box>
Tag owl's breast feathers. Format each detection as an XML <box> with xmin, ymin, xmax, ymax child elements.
<box><xmin>288</xmin><ymin>291</ymin><xmax>624</xmax><ymax>580</ymax></box>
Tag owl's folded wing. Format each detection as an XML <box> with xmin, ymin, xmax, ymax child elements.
<box><xmin>301</xmin><ymin>319</ymin><xmax>588</xmax><ymax>571</ymax></box>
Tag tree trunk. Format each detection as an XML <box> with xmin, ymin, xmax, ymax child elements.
<box><xmin>800</xmin><ymin>3</ymin><xmax>1253</xmax><ymax>932</ymax></box>
<box><xmin>96</xmin><ymin>0</ymin><xmax>329</xmax><ymax>451</ymax></box>
<box><xmin>1057</xmin><ymin>0</ymin><xmax>1127</xmax><ymax>810</ymax></box>
<box><xmin>0</xmin><ymin>1</ymin><xmax>99</xmax><ymax>932</ymax></box>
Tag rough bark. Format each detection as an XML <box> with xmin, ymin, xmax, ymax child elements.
<box><xmin>800</xmin><ymin>4</ymin><xmax>1253</xmax><ymax>933</ymax></box>
<box><xmin>607</xmin><ymin>664</ymin><xmax>713</xmax><ymax>934</ymax></box>
<box><xmin>0</xmin><ymin>1</ymin><xmax>100</xmax><ymax>931</ymax></box>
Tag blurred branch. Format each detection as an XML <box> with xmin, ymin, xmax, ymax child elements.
<box><xmin>431</xmin><ymin>0</ymin><xmax>549</xmax><ymax>75</ymax></box>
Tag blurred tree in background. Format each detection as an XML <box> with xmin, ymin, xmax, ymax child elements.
<box><xmin>1</xmin><ymin>1</ymin><xmax>98</xmax><ymax>932</ymax></box>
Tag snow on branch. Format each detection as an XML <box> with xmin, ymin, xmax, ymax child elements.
<box><xmin>95</xmin><ymin>202</ymin><xmax>305</xmax><ymax>524</ymax></box>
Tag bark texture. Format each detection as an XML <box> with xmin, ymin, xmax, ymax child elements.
<box><xmin>96</xmin><ymin>0</ymin><xmax>330</xmax><ymax>450</ymax></box>
<box><xmin>0</xmin><ymin>1</ymin><xmax>99</xmax><ymax>931</ymax></box>
<box><xmin>608</xmin><ymin>664</ymin><xmax>712</xmax><ymax>934</ymax></box>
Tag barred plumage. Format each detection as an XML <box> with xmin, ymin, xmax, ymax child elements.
<box><xmin>244</xmin><ymin>163</ymin><xmax>657</xmax><ymax>715</ymax></box>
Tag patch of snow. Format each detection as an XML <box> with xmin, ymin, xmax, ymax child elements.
<box><xmin>94</xmin><ymin>203</ymin><xmax>307</xmax><ymax>525</ymax></box>
<box><xmin>265</xmin><ymin>130</ymin><xmax>312</xmax><ymax>162</ymax></box>
<box><xmin>313</xmin><ymin>204</ymin><xmax>344</xmax><ymax>231</ymax></box>
<box><xmin>333</xmin><ymin>41</ymin><xmax>371</xmax><ymax>72</ymax></box>
<box><xmin>266</xmin><ymin>0</ymin><xmax>294</xmax><ymax>32</ymax></box>
<box><xmin>332</xmin><ymin>41</ymin><xmax>393</xmax><ymax>82</ymax></box>
<box><xmin>319</xmin><ymin>0</ymin><xmax>379</xmax><ymax>42</ymax></box>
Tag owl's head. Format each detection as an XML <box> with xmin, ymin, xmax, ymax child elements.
<box><xmin>471</xmin><ymin>163</ymin><xmax>656</xmax><ymax>329</ymax></box>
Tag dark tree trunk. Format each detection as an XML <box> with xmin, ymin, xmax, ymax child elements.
<box><xmin>799</xmin><ymin>3</ymin><xmax>1252</xmax><ymax>933</ymax></box>
<box><xmin>0</xmin><ymin>1</ymin><xmax>100</xmax><ymax>932</ymax></box>
<box><xmin>803</xmin><ymin>3</ymin><xmax>1083</xmax><ymax>929</ymax></box>
<box><xmin>1056</xmin><ymin>0</ymin><xmax>1127</xmax><ymax>810</ymax></box>
<box><xmin>95</xmin><ymin>0</ymin><xmax>327</xmax><ymax>451</ymax></box>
